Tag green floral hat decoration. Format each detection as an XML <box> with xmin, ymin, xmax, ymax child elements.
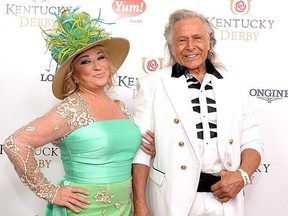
<box><xmin>43</xmin><ymin>7</ymin><xmax>130</xmax><ymax>99</ymax></box>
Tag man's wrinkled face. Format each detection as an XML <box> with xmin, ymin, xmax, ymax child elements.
<box><xmin>170</xmin><ymin>17</ymin><xmax>210</xmax><ymax>72</ymax></box>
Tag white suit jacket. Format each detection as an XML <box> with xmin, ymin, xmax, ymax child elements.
<box><xmin>133</xmin><ymin>65</ymin><xmax>264</xmax><ymax>216</ymax></box>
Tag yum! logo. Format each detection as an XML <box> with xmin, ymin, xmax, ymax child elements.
<box><xmin>112</xmin><ymin>0</ymin><xmax>146</xmax><ymax>20</ymax></box>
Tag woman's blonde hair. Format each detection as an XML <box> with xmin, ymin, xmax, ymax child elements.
<box><xmin>62</xmin><ymin>46</ymin><xmax>117</xmax><ymax>98</ymax></box>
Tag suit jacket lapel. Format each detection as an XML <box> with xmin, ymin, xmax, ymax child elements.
<box><xmin>212</xmin><ymin>76</ymin><xmax>235</xmax><ymax>158</ymax></box>
<box><xmin>161</xmin><ymin>75</ymin><xmax>201</xmax><ymax>162</ymax></box>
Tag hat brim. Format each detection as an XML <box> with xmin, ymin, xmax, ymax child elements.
<box><xmin>52</xmin><ymin>37</ymin><xmax>130</xmax><ymax>99</ymax></box>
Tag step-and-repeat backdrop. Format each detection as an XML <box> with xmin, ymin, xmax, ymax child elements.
<box><xmin>1</xmin><ymin>0</ymin><xmax>287</xmax><ymax>215</ymax></box>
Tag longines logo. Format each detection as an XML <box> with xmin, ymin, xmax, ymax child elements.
<box><xmin>249</xmin><ymin>88</ymin><xmax>288</xmax><ymax>103</ymax></box>
<box><xmin>41</xmin><ymin>64</ymin><xmax>55</xmax><ymax>82</ymax></box>
<box><xmin>41</xmin><ymin>72</ymin><xmax>54</xmax><ymax>82</ymax></box>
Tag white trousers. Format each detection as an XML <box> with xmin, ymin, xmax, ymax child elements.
<box><xmin>189</xmin><ymin>192</ymin><xmax>224</xmax><ymax>216</ymax></box>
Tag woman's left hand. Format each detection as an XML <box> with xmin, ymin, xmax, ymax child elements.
<box><xmin>141</xmin><ymin>130</ymin><xmax>155</xmax><ymax>157</ymax></box>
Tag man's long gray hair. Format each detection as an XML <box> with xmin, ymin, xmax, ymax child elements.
<box><xmin>164</xmin><ymin>9</ymin><xmax>223</xmax><ymax>69</ymax></box>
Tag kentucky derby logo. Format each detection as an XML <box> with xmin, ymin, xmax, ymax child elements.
<box><xmin>142</xmin><ymin>57</ymin><xmax>163</xmax><ymax>74</ymax></box>
<box><xmin>230</xmin><ymin>0</ymin><xmax>251</xmax><ymax>15</ymax></box>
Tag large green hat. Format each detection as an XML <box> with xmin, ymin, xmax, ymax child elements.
<box><xmin>43</xmin><ymin>7</ymin><xmax>129</xmax><ymax>99</ymax></box>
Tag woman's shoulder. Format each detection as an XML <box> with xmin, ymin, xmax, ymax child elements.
<box><xmin>57</xmin><ymin>92</ymin><xmax>90</xmax><ymax>118</ymax></box>
<box><xmin>61</xmin><ymin>92</ymin><xmax>84</xmax><ymax>103</ymax></box>
<box><xmin>60</xmin><ymin>92</ymin><xmax>87</xmax><ymax>108</ymax></box>
<box><xmin>114</xmin><ymin>99</ymin><xmax>131</xmax><ymax>118</ymax></box>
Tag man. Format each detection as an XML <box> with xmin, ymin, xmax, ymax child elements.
<box><xmin>132</xmin><ymin>9</ymin><xmax>264</xmax><ymax>216</ymax></box>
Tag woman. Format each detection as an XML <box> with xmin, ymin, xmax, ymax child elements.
<box><xmin>3</xmin><ymin>8</ymin><xmax>155</xmax><ymax>216</ymax></box>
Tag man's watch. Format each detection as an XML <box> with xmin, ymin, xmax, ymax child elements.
<box><xmin>237</xmin><ymin>168</ymin><xmax>252</xmax><ymax>186</ymax></box>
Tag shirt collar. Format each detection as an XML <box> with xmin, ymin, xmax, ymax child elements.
<box><xmin>171</xmin><ymin>60</ymin><xmax>223</xmax><ymax>79</ymax></box>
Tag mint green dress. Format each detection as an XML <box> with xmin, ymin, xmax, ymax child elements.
<box><xmin>45</xmin><ymin>119</ymin><xmax>142</xmax><ymax>216</ymax></box>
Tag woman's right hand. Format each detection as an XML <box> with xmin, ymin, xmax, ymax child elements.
<box><xmin>52</xmin><ymin>185</ymin><xmax>91</xmax><ymax>214</ymax></box>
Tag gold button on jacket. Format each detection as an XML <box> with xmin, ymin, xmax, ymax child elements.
<box><xmin>181</xmin><ymin>165</ymin><xmax>187</xmax><ymax>170</ymax></box>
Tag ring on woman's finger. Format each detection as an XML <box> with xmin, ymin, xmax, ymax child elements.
<box><xmin>150</xmin><ymin>146</ymin><xmax>155</xmax><ymax>152</ymax></box>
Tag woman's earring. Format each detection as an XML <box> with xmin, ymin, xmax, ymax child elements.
<box><xmin>74</xmin><ymin>77</ymin><xmax>79</xmax><ymax>83</ymax></box>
